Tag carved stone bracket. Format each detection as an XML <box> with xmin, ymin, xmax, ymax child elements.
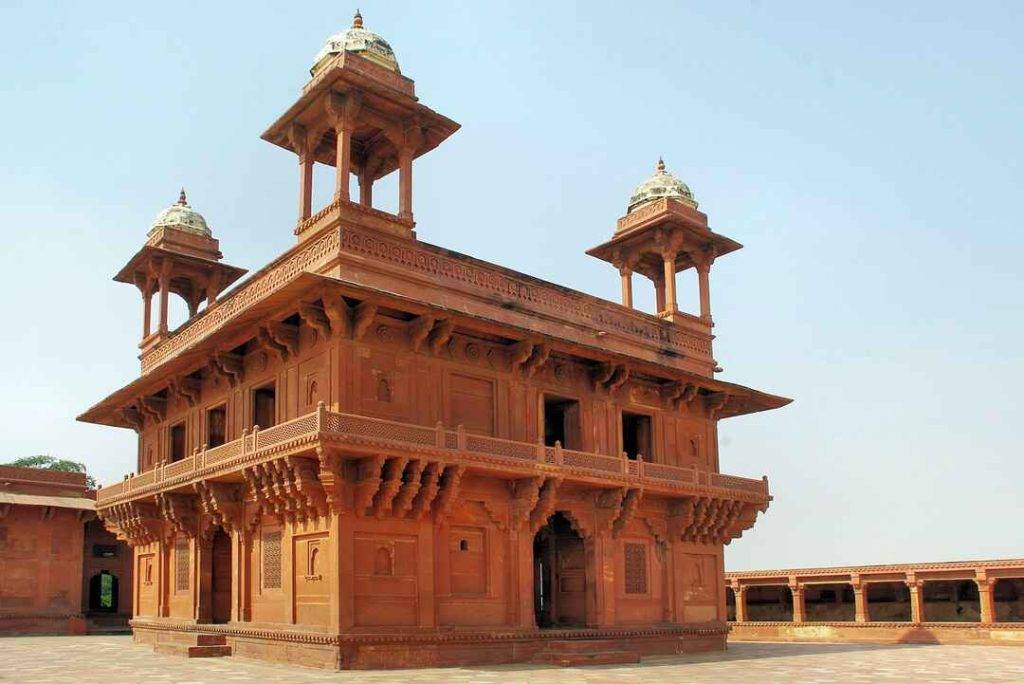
<box><xmin>612</xmin><ymin>488</ymin><xmax>643</xmax><ymax>537</ymax></box>
<box><xmin>408</xmin><ymin>315</ymin><xmax>435</xmax><ymax>353</ymax></box>
<box><xmin>510</xmin><ymin>476</ymin><xmax>543</xmax><ymax>529</ymax></box>
<box><xmin>259</xmin><ymin>322</ymin><xmax>299</xmax><ymax>361</ymax></box>
<box><xmin>373</xmin><ymin>457</ymin><xmax>410</xmax><ymax>517</ymax></box>
<box><xmin>509</xmin><ymin>340</ymin><xmax>535</xmax><ymax>374</ymax></box>
<box><xmin>322</xmin><ymin>295</ymin><xmax>352</xmax><ymax>338</ymax></box>
<box><xmin>433</xmin><ymin>464</ymin><xmax>467</xmax><ymax>521</ymax></box>
<box><xmin>353</xmin><ymin>455</ymin><xmax>386</xmax><ymax>516</ymax></box>
<box><xmin>391</xmin><ymin>459</ymin><xmax>426</xmax><ymax>517</ymax></box>
<box><xmin>521</xmin><ymin>344</ymin><xmax>551</xmax><ymax>378</ymax></box>
<box><xmin>410</xmin><ymin>461</ymin><xmax>443</xmax><ymax>520</ymax></box>
<box><xmin>705</xmin><ymin>392</ymin><xmax>729</xmax><ymax>419</ymax></box>
<box><xmin>592</xmin><ymin>362</ymin><xmax>629</xmax><ymax>394</ymax></box>
<box><xmin>661</xmin><ymin>381</ymin><xmax>699</xmax><ymax>410</ymax></box>
<box><xmin>595</xmin><ymin>488</ymin><xmax>625</xmax><ymax>534</ymax></box>
<box><xmin>298</xmin><ymin>300</ymin><xmax>332</xmax><ymax>342</ymax></box>
<box><xmin>139</xmin><ymin>396</ymin><xmax>167</xmax><ymax>423</ymax></box>
<box><xmin>666</xmin><ymin>495</ymin><xmax>753</xmax><ymax>545</ymax></box>
<box><xmin>353</xmin><ymin>300</ymin><xmax>378</xmax><ymax>341</ymax></box>
<box><xmin>155</xmin><ymin>492</ymin><xmax>200</xmax><ymax>539</ymax></box>
<box><xmin>209</xmin><ymin>351</ymin><xmax>244</xmax><ymax>388</ymax></box>
<box><xmin>529</xmin><ymin>477</ymin><xmax>562</xmax><ymax>532</ymax></box>
<box><xmin>119</xmin><ymin>405</ymin><xmax>145</xmax><ymax>432</ymax></box>
<box><xmin>169</xmin><ymin>374</ymin><xmax>202</xmax><ymax>407</ymax></box>
<box><xmin>98</xmin><ymin>500</ymin><xmax>164</xmax><ymax>547</ymax></box>
<box><xmin>428</xmin><ymin>318</ymin><xmax>454</xmax><ymax>355</ymax></box>
<box><xmin>194</xmin><ymin>481</ymin><xmax>245</xmax><ymax>534</ymax></box>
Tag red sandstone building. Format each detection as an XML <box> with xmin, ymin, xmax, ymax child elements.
<box><xmin>81</xmin><ymin>14</ymin><xmax>789</xmax><ymax>668</ymax></box>
<box><xmin>726</xmin><ymin>559</ymin><xmax>1024</xmax><ymax>645</ymax></box>
<box><xmin>0</xmin><ymin>466</ymin><xmax>132</xmax><ymax>635</ymax></box>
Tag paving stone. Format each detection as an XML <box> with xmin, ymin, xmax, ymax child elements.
<box><xmin>2</xmin><ymin>636</ymin><xmax>1024</xmax><ymax>682</ymax></box>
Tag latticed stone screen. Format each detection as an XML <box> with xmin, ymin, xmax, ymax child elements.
<box><xmin>624</xmin><ymin>542</ymin><xmax>648</xmax><ymax>595</ymax></box>
<box><xmin>174</xmin><ymin>539</ymin><xmax>190</xmax><ymax>592</ymax></box>
<box><xmin>262</xmin><ymin>529</ymin><xmax>282</xmax><ymax>589</ymax></box>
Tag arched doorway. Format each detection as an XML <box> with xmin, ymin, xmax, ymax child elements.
<box><xmin>211</xmin><ymin>528</ymin><xmax>233</xmax><ymax>624</ymax></box>
<box><xmin>533</xmin><ymin>512</ymin><xmax>586</xmax><ymax>628</ymax></box>
<box><xmin>88</xmin><ymin>571</ymin><xmax>119</xmax><ymax>613</ymax></box>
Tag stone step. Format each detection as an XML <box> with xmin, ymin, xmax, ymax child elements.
<box><xmin>532</xmin><ymin>640</ymin><xmax>640</xmax><ymax>667</ymax></box>
<box><xmin>534</xmin><ymin>650</ymin><xmax>640</xmax><ymax>667</ymax></box>
<box><xmin>163</xmin><ymin>632</ymin><xmax>228</xmax><ymax>646</ymax></box>
<box><xmin>154</xmin><ymin>643</ymin><xmax>232</xmax><ymax>658</ymax></box>
<box><xmin>543</xmin><ymin>638</ymin><xmax>634</xmax><ymax>653</ymax></box>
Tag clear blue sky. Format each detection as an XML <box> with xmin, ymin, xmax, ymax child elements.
<box><xmin>1</xmin><ymin>2</ymin><xmax>1021</xmax><ymax>570</ymax></box>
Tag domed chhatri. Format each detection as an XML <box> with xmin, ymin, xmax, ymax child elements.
<box><xmin>311</xmin><ymin>10</ymin><xmax>400</xmax><ymax>76</ymax></box>
<box><xmin>148</xmin><ymin>189</ymin><xmax>211</xmax><ymax>238</ymax></box>
<box><xmin>626</xmin><ymin>158</ymin><xmax>698</xmax><ymax>214</ymax></box>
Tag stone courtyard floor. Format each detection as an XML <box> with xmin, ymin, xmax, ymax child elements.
<box><xmin>2</xmin><ymin>636</ymin><xmax>1024</xmax><ymax>683</ymax></box>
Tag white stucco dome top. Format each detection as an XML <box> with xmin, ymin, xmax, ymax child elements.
<box><xmin>148</xmin><ymin>189</ymin><xmax>210</xmax><ymax>237</ymax></box>
<box><xmin>311</xmin><ymin>11</ymin><xmax>400</xmax><ymax>76</ymax></box>
<box><xmin>627</xmin><ymin>158</ymin><xmax>698</xmax><ymax>214</ymax></box>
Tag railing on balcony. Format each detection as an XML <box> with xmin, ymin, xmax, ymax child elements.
<box><xmin>96</xmin><ymin>405</ymin><xmax>769</xmax><ymax>505</ymax></box>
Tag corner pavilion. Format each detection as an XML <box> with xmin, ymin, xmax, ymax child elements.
<box><xmin>81</xmin><ymin>13</ymin><xmax>790</xmax><ymax>669</ymax></box>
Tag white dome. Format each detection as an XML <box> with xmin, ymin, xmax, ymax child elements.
<box><xmin>311</xmin><ymin>11</ymin><xmax>400</xmax><ymax>76</ymax></box>
<box><xmin>148</xmin><ymin>189</ymin><xmax>210</xmax><ymax>238</ymax></box>
<box><xmin>627</xmin><ymin>158</ymin><xmax>698</xmax><ymax>214</ymax></box>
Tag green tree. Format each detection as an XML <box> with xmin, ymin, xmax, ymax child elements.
<box><xmin>3</xmin><ymin>455</ymin><xmax>97</xmax><ymax>489</ymax></box>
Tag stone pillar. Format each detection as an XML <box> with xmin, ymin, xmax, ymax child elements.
<box><xmin>358</xmin><ymin>171</ymin><xmax>373</xmax><ymax>207</ymax></box>
<box><xmin>662</xmin><ymin>250</ymin><xmax>677</xmax><ymax>314</ymax></box>
<box><xmin>619</xmin><ymin>268</ymin><xmax>633</xmax><ymax>308</ymax></box>
<box><xmin>512</xmin><ymin>524</ymin><xmax>535</xmax><ymax>628</ymax></box>
<box><xmin>977</xmin><ymin>576</ymin><xmax>996</xmax><ymax>624</ymax></box>
<box><xmin>142</xmin><ymin>286</ymin><xmax>152</xmax><ymax>338</ymax></box>
<box><xmin>334</xmin><ymin>124</ymin><xmax>352</xmax><ymax>201</ymax></box>
<box><xmin>326</xmin><ymin>92</ymin><xmax>360</xmax><ymax>203</ymax></box>
<box><xmin>853</xmin><ymin>579</ymin><xmax>869</xmax><ymax>623</ymax></box>
<box><xmin>790</xmin><ymin>582</ymin><xmax>805</xmax><ymax>623</ymax></box>
<box><xmin>298</xmin><ymin>154</ymin><xmax>313</xmax><ymax>220</ymax></box>
<box><xmin>157</xmin><ymin>271</ymin><xmax>170</xmax><ymax>335</ymax></box>
<box><xmin>908</xmin><ymin>578</ymin><xmax>924</xmax><ymax>623</ymax></box>
<box><xmin>735</xmin><ymin>584</ymin><xmax>748</xmax><ymax>622</ymax></box>
<box><xmin>398</xmin><ymin>146</ymin><xmax>414</xmax><ymax>219</ymax></box>
<box><xmin>232</xmin><ymin>529</ymin><xmax>250</xmax><ymax>622</ymax></box>
<box><xmin>195</xmin><ymin>535</ymin><xmax>213</xmax><ymax>623</ymax></box>
<box><xmin>588</xmin><ymin>532</ymin><xmax>616</xmax><ymax>627</ymax></box>
<box><xmin>654</xmin><ymin>275</ymin><xmax>666</xmax><ymax>313</ymax></box>
<box><xmin>697</xmin><ymin>261</ymin><xmax>712</xmax><ymax>321</ymax></box>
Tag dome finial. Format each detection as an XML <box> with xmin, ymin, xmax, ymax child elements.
<box><xmin>352</xmin><ymin>9</ymin><xmax>363</xmax><ymax>29</ymax></box>
<box><xmin>656</xmin><ymin>157</ymin><xmax>666</xmax><ymax>173</ymax></box>
<box><xmin>177</xmin><ymin>188</ymin><xmax>188</xmax><ymax>205</ymax></box>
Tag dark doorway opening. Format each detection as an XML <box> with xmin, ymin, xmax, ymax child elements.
<box><xmin>169</xmin><ymin>422</ymin><xmax>187</xmax><ymax>462</ymax></box>
<box><xmin>88</xmin><ymin>571</ymin><xmax>119</xmax><ymax>613</ymax></box>
<box><xmin>533</xmin><ymin>512</ymin><xmax>586</xmax><ymax>628</ymax></box>
<box><xmin>211</xmin><ymin>528</ymin><xmax>232</xmax><ymax>623</ymax></box>
<box><xmin>621</xmin><ymin>412</ymin><xmax>652</xmax><ymax>460</ymax></box>
<box><xmin>543</xmin><ymin>395</ymin><xmax>581</xmax><ymax>449</ymax></box>
<box><xmin>206</xmin><ymin>404</ymin><xmax>227</xmax><ymax>448</ymax></box>
<box><xmin>253</xmin><ymin>385</ymin><xmax>276</xmax><ymax>429</ymax></box>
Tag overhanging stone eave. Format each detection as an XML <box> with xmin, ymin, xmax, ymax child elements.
<box><xmin>77</xmin><ymin>271</ymin><xmax>339</xmax><ymax>428</ymax></box>
<box><xmin>260</xmin><ymin>53</ymin><xmax>460</xmax><ymax>166</ymax></box>
<box><xmin>586</xmin><ymin>222</ymin><xmax>743</xmax><ymax>270</ymax></box>
<box><xmin>112</xmin><ymin>244</ymin><xmax>247</xmax><ymax>286</ymax></box>
<box><xmin>83</xmin><ymin>254</ymin><xmax>788</xmax><ymax>429</ymax></box>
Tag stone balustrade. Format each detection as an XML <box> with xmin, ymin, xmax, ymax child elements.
<box><xmin>96</xmin><ymin>404</ymin><xmax>768</xmax><ymax>508</ymax></box>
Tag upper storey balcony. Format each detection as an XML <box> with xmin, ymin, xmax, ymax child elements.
<box><xmin>96</xmin><ymin>403</ymin><xmax>771</xmax><ymax>547</ymax></box>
